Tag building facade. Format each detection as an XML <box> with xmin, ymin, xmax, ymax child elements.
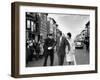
<box><xmin>39</xmin><ymin>13</ymin><xmax>48</xmax><ymax>40</ymax></box>
<box><xmin>26</xmin><ymin>12</ymin><xmax>49</xmax><ymax>43</ymax></box>
<box><xmin>75</xmin><ymin>21</ymin><xmax>90</xmax><ymax>43</ymax></box>
<box><xmin>48</xmin><ymin>17</ymin><xmax>58</xmax><ymax>40</ymax></box>
<box><xmin>26</xmin><ymin>12</ymin><xmax>59</xmax><ymax>43</ymax></box>
<box><xmin>26</xmin><ymin>12</ymin><xmax>40</xmax><ymax>42</ymax></box>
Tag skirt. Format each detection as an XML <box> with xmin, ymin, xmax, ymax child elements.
<box><xmin>66</xmin><ymin>52</ymin><xmax>76</xmax><ymax>65</ymax></box>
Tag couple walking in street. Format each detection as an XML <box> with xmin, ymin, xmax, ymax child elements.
<box><xmin>43</xmin><ymin>31</ymin><xmax>76</xmax><ymax>66</ymax></box>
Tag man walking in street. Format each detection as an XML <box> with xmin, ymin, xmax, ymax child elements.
<box><xmin>56</xmin><ymin>31</ymin><xmax>70</xmax><ymax>65</ymax></box>
<box><xmin>43</xmin><ymin>34</ymin><xmax>56</xmax><ymax>66</ymax></box>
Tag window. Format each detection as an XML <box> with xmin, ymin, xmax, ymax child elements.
<box><xmin>27</xmin><ymin>20</ymin><xmax>30</xmax><ymax>29</ymax></box>
<box><xmin>31</xmin><ymin>21</ymin><xmax>36</xmax><ymax>32</ymax></box>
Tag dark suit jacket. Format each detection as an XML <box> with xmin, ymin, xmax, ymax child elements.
<box><xmin>56</xmin><ymin>36</ymin><xmax>70</xmax><ymax>56</ymax></box>
<box><xmin>43</xmin><ymin>38</ymin><xmax>56</xmax><ymax>55</ymax></box>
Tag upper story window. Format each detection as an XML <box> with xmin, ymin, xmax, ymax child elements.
<box><xmin>31</xmin><ymin>21</ymin><xmax>36</xmax><ymax>32</ymax></box>
<box><xmin>27</xmin><ymin>20</ymin><xmax>31</xmax><ymax>29</ymax></box>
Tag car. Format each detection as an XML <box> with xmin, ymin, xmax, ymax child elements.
<box><xmin>75</xmin><ymin>41</ymin><xmax>84</xmax><ymax>49</ymax></box>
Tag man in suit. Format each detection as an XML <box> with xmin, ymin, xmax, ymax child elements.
<box><xmin>43</xmin><ymin>34</ymin><xmax>56</xmax><ymax>66</ymax></box>
<box><xmin>56</xmin><ymin>31</ymin><xmax>70</xmax><ymax>65</ymax></box>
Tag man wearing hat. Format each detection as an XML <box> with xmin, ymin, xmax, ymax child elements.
<box><xmin>43</xmin><ymin>33</ymin><xmax>56</xmax><ymax>66</ymax></box>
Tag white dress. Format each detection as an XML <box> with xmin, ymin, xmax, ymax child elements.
<box><xmin>66</xmin><ymin>39</ymin><xmax>76</xmax><ymax>64</ymax></box>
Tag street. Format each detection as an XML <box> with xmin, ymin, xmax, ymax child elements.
<box><xmin>26</xmin><ymin>46</ymin><xmax>89</xmax><ymax>67</ymax></box>
<box><xmin>75</xmin><ymin>46</ymin><xmax>89</xmax><ymax>65</ymax></box>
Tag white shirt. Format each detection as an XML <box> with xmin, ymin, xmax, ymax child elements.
<box><xmin>59</xmin><ymin>36</ymin><xmax>62</xmax><ymax>46</ymax></box>
<box><xmin>60</xmin><ymin>36</ymin><xmax>62</xmax><ymax>43</ymax></box>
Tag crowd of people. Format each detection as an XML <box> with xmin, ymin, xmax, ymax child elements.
<box><xmin>26</xmin><ymin>31</ymin><xmax>76</xmax><ymax>66</ymax></box>
<box><xmin>26</xmin><ymin>38</ymin><xmax>44</xmax><ymax>64</ymax></box>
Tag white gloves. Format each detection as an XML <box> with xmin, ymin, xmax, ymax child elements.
<box><xmin>48</xmin><ymin>47</ymin><xmax>52</xmax><ymax>50</ymax></box>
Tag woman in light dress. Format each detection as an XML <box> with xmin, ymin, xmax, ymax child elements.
<box><xmin>65</xmin><ymin>32</ymin><xmax>76</xmax><ymax>65</ymax></box>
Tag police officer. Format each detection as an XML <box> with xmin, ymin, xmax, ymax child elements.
<box><xmin>43</xmin><ymin>33</ymin><xmax>56</xmax><ymax>66</ymax></box>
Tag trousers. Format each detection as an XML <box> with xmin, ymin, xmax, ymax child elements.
<box><xmin>43</xmin><ymin>50</ymin><xmax>54</xmax><ymax>66</ymax></box>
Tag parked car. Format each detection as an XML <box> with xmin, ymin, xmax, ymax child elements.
<box><xmin>75</xmin><ymin>41</ymin><xmax>84</xmax><ymax>49</ymax></box>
